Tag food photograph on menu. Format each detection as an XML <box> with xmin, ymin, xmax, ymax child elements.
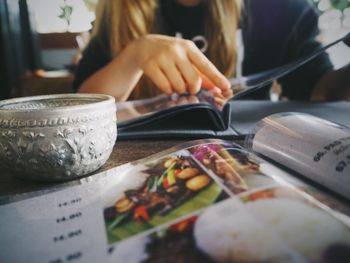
<box><xmin>102</xmin><ymin>142</ymin><xmax>299</xmax><ymax>245</ymax></box>
<box><xmin>102</xmin><ymin>148</ymin><xmax>229</xmax><ymax>244</ymax></box>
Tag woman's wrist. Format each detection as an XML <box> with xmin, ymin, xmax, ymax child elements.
<box><xmin>107</xmin><ymin>41</ymin><xmax>144</xmax><ymax>101</ymax></box>
<box><xmin>121</xmin><ymin>38</ymin><xmax>144</xmax><ymax>71</ymax></box>
<box><xmin>129</xmin><ymin>35</ymin><xmax>153</xmax><ymax>70</ymax></box>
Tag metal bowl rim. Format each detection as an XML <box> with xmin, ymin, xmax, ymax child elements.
<box><xmin>0</xmin><ymin>93</ymin><xmax>116</xmax><ymax>113</ymax></box>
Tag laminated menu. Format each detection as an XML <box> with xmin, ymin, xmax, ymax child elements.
<box><xmin>116</xmin><ymin>32</ymin><xmax>350</xmax><ymax>140</ymax></box>
<box><xmin>116</xmin><ymin>91</ymin><xmax>350</xmax><ymax>139</ymax></box>
<box><xmin>1</xmin><ymin>113</ymin><xmax>350</xmax><ymax>263</ymax></box>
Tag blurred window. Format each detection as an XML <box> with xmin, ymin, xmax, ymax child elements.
<box><xmin>312</xmin><ymin>0</ymin><xmax>350</xmax><ymax>29</ymax></box>
<box><xmin>28</xmin><ymin>0</ymin><xmax>96</xmax><ymax>33</ymax></box>
<box><xmin>311</xmin><ymin>0</ymin><xmax>350</xmax><ymax>68</ymax></box>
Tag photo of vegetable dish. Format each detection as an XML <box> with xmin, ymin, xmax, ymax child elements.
<box><xmin>103</xmin><ymin>153</ymin><xmax>228</xmax><ymax>244</ymax></box>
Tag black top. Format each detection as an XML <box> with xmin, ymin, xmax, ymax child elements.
<box><xmin>73</xmin><ymin>0</ymin><xmax>333</xmax><ymax>100</ymax></box>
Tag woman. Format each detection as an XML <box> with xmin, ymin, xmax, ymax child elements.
<box><xmin>73</xmin><ymin>0</ymin><xmax>348</xmax><ymax>101</ymax></box>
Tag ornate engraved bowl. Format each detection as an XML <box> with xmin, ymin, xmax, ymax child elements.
<box><xmin>0</xmin><ymin>94</ymin><xmax>117</xmax><ymax>181</ymax></box>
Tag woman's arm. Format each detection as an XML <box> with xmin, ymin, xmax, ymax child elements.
<box><xmin>78</xmin><ymin>41</ymin><xmax>143</xmax><ymax>101</ymax></box>
<box><xmin>78</xmin><ymin>34</ymin><xmax>231</xmax><ymax>101</ymax></box>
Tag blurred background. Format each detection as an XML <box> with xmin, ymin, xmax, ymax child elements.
<box><xmin>0</xmin><ymin>0</ymin><xmax>349</xmax><ymax>100</ymax></box>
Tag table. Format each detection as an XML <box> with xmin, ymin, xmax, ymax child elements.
<box><xmin>2</xmin><ymin>136</ymin><xmax>350</xmax><ymax>263</ymax></box>
<box><xmin>1</xmin><ymin>138</ymin><xmax>349</xmax><ymax>216</ymax></box>
<box><xmin>0</xmin><ymin>139</ymin><xmax>187</xmax><ymax>197</ymax></box>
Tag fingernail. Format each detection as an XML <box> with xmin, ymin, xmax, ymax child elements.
<box><xmin>221</xmin><ymin>78</ymin><xmax>231</xmax><ymax>89</ymax></box>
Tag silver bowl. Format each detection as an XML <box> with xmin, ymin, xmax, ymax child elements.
<box><xmin>0</xmin><ymin>94</ymin><xmax>117</xmax><ymax>181</ymax></box>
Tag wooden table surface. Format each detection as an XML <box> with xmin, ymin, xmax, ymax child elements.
<box><xmin>0</xmin><ymin>139</ymin><xmax>187</xmax><ymax>197</ymax></box>
<box><xmin>1</xmin><ymin>138</ymin><xmax>349</xmax><ymax>217</ymax></box>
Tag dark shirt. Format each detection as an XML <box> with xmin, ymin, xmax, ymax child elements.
<box><xmin>73</xmin><ymin>0</ymin><xmax>333</xmax><ymax>100</ymax></box>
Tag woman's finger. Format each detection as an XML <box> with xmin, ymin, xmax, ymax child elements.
<box><xmin>195</xmin><ymin>68</ymin><xmax>217</xmax><ymax>90</ymax></box>
<box><xmin>185</xmin><ymin>41</ymin><xmax>231</xmax><ymax>92</ymax></box>
<box><xmin>143</xmin><ymin>63</ymin><xmax>173</xmax><ymax>95</ymax></box>
<box><xmin>194</xmin><ymin>63</ymin><xmax>232</xmax><ymax>98</ymax></box>
<box><xmin>175</xmin><ymin>57</ymin><xmax>202</xmax><ymax>94</ymax></box>
<box><xmin>222</xmin><ymin>87</ymin><xmax>233</xmax><ymax>98</ymax></box>
<box><xmin>197</xmin><ymin>69</ymin><xmax>233</xmax><ymax>98</ymax></box>
<box><xmin>160</xmin><ymin>62</ymin><xmax>187</xmax><ymax>95</ymax></box>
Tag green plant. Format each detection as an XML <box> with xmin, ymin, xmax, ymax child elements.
<box><xmin>83</xmin><ymin>0</ymin><xmax>98</xmax><ymax>12</ymax></box>
<box><xmin>58</xmin><ymin>0</ymin><xmax>73</xmax><ymax>27</ymax></box>
<box><xmin>329</xmin><ymin>0</ymin><xmax>350</xmax><ymax>12</ymax></box>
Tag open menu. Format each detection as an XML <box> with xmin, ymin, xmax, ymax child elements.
<box><xmin>116</xmin><ymin>91</ymin><xmax>350</xmax><ymax>139</ymax></box>
<box><xmin>116</xmin><ymin>90</ymin><xmax>232</xmax><ymax>139</ymax></box>
<box><xmin>116</xmin><ymin>32</ymin><xmax>350</xmax><ymax>140</ymax></box>
<box><xmin>1</xmin><ymin>113</ymin><xmax>350</xmax><ymax>263</ymax></box>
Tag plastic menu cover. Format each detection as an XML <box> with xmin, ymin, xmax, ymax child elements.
<box><xmin>1</xmin><ymin>139</ymin><xmax>350</xmax><ymax>262</ymax></box>
<box><xmin>245</xmin><ymin>112</ymin><xmax>350</xmax><ymax>200</ymax></box>
<box><xmin>117</xmin><ymin>90</ymin><xmax>224</xmax><ymax>125</ymax></box>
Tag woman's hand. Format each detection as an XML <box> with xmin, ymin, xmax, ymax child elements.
<box><xmin>132</xmin><ymin>34</ymin><xmax>232</xmax><ymax>98</ymax></box>
<box><xmin>79</xmin><ymin>34</ymin><xmax>232</xmax><ymax>101</ymax></box>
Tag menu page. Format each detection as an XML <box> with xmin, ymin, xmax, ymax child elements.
<box><xmin>1</xmin><ymin>140</ymin><xmax>350</xmax><ymax>263</ymax></box>
<box><xmin>247</xmin><ymin>112</ymin><xmax>350</xmax><ymax>200</ymax></box>
<box><xmin>117</xmin><ymin>90</ymin><xmax>224</xmax><ymax>125</ymax></box>
<box><xmin>0</xmin><ymin>180</ymin><xmax>107</xmax><ymax>262</ymax></box>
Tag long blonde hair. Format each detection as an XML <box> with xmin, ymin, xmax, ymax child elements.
<box><xmin>92</xmin><ymin>0</ymin><xmax>242</xmax><ymax>99</ymax></box>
